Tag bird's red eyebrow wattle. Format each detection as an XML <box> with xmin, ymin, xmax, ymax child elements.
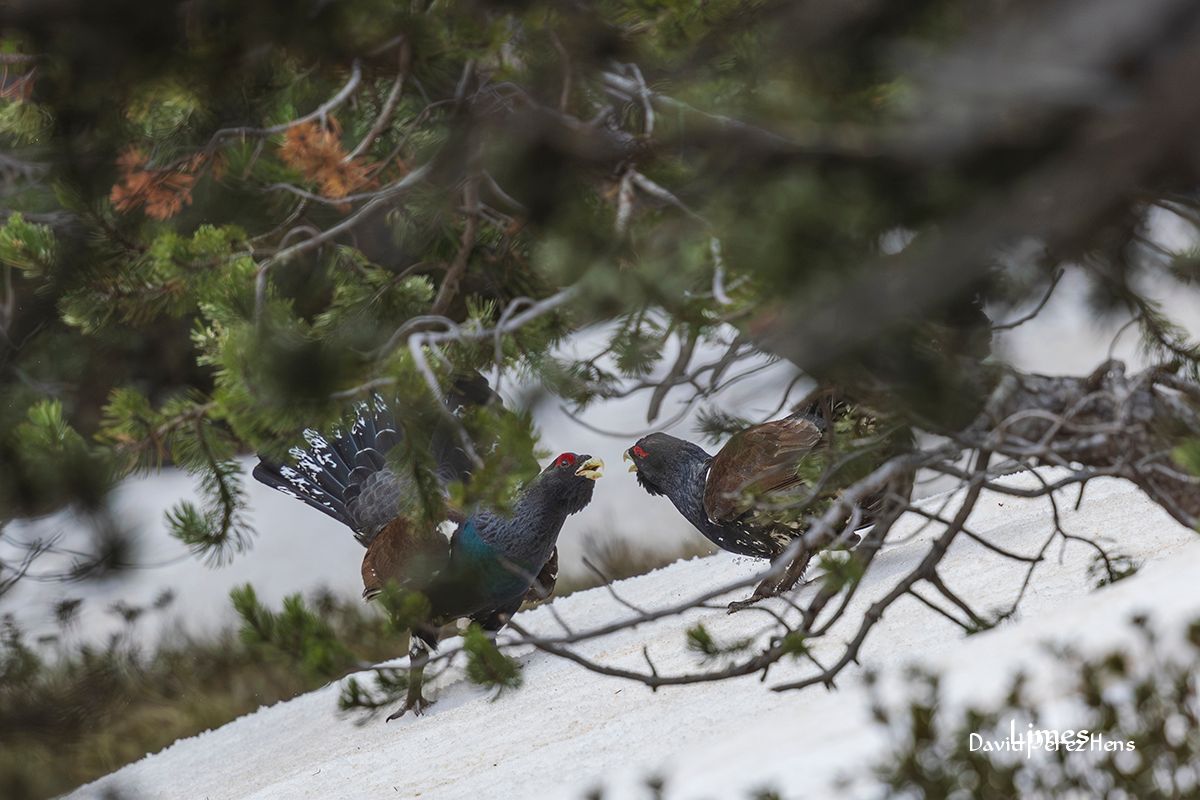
<box><xmin>632</xmin><ymin>445</ymin><xmax>649</xmax><ymax>458</ymax></box>
<box><xmin>556</xmin><ymin>452</ymin><xmax>577</xmax><ymax>465</ymax></box>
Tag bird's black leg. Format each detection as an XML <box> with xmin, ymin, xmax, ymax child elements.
<box><xmin>386</xmin><ymin>637</ymin><xmax>432</xmax><ymax>721</ymax></box>
<box><xmin>727</xmin><ymin>549</ymin><xmax>815</xmax><ymax>613</ymax></box>
<box><xmin>727</xmin><ymin>571</ymin><xmax>791</xmax><ymax>613</ymax></box>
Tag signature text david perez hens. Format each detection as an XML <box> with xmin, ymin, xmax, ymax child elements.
<box><xmin>970</xmin><ymin>721</ymin><xmax>1136</xmax><ymax>758</ymax></box>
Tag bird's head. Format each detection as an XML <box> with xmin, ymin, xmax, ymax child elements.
<box><xmin>538</xmin><ymin>452</ymin><xmax>604</xmax><ymax>514</ymax></box>
<box><xmin>623</xmin><ymin>432</ymin><xmax>710</xmax><ymax>498</ymax></box>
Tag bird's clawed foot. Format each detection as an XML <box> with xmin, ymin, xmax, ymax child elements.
<box><xmin>726</xmin><ymin>593</ymin><xmax>769</xmax><ymax>614</ymax></box>
<box><xmin>728</xmin><ymin>551</ymin><xmax>815</xmax><ymax>614</ymax></box>
<box><xmin>385</xmin><ymin>691</ymin><xmax>433</xmax><ymax>721</ymax></box>
<box><xmin>726</xmin><ymin>577</ymin><xmax>815</xmax><ymax>613</ymax></box>
<box><xmin>386</xmin><ymin>638</ymin><xmax>433</xmax><ymax>722</ymax></box>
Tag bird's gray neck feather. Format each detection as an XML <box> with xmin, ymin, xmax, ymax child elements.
<box><xmin>666</xmin><ymin>456</ymin><xmax>722</xmax><ymax>538</ymax></box>
<box><xmin>475</xmin><ymin>478</ymin><xmax>565</xmax><ymax>568</ymax></box>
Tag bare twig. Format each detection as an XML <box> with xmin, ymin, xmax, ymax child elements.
<box><xmin>202</xmin><ymin>61</ymin><xmax>364</xmax><ymax>156</ymax></box>
<box><xmin>431</xmin><ymin>174</ymin><xmax>481</xmax><ymax>316</ymax></box>
<box><xmin>991</xmin><ymin>267</ymin><xmax>1065</xmax><ymax>331</ymax></box>
<box><xmin>255</xmin><ymin>163</ymin><xmax>431</xmax><ymax>319</ymax></box>
<box><xmin>549</xmin><ymin>32</ymin><xmax>572</xmax><ymax>112</ymax></box>
<box><xmin>346</xmin><ymin>45</ymin><xmax>409</xmax><ymax>161</ymax></box>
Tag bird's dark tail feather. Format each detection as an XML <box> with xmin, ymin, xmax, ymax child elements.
<box><xmin>252</xmin><ymin>398</ymin><xmax>401</xmax><ymax>542</ymax></box>
<box><xmin>794</xmin><ymin>388</ymin><xmax>854</xmax><ymax>432</ymax></box>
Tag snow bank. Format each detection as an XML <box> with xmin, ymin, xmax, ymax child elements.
<box><xmin>69</xmin><ymin>470</ymin><xmax>1200</xmax><ymax>800</ymax></box>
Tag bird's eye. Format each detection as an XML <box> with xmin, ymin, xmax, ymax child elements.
<box><xmin>632</xmin><ymin>445</ymin><xmax>649</xmax><ymax>458</ymax></box>
<box><xmin>556</xmin><ymin>453</ymin><xmax>576</xmax><ymax>467</ymax></box>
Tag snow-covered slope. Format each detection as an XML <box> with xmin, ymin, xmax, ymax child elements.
<box><xmin>70</xmin><ymin>471</ymin><xmax>1200</xmax><ymax>800</ymax></box>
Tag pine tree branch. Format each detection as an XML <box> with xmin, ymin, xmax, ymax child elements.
<box><xmin>202</xmin><ymin>60</ymin><xmax>364</xmax><ymax>156</ymax></box>
<box><xmin>346</xmin><ymin>43</ymin><xmax>409</xmax><ymax>161</ymax></box>
<box><xmin>254</xmin><ymin>163</ymin><xmax>432</xmax><ymax>319</ymax></box>
<box><xmin>431</xmin><ymin>174</ymin><xmax>480</xmax><ymax>316</ymax></box>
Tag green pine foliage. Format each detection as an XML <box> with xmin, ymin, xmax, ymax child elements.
<box><xmin>3</xmin><ymin>400</ymin><xmax>114</xmax><ymax>519</ymax></box>
<box><xmin>59</xmin><ymin>225</ymin><xmax>251</xmax><ymax>332</ymax></box>
<box><xmin>0</xmin><ymin>213</ymin><xmax>54</xmax><ymax>273</ymax></box>
<box><xmin>373</xmin><ymin>581</ymin><xmax>434</xmax><ymax>634</ymax></box>
<box><xmin>0</xmin><ymin>588</ymin><xmax>401</xmax><ymax>800</ymax></box>
<box><xmin>694</xmin><ymin>406</ymin><xmax>754</xmax><ymax>443</ymax></box>
<box><xmin>338</xmin><ymin>671</ymin><xmax>415</xmax><ymax>715</ymax></box>
<box><xmin>815</xmin><ymin>550</ymin><xmax>866</xmax><ymax>593</ymax></box>
<box><xmin>165</xmin><ymin>428</ymin><xmax>252</xmax><ymax>564</ymax></box>
<box><xmin>685</xmin><ymin>623</ymin><xmax>752</xmax><ymax>663</ymax></box>
<box><xmin>462</xmin><ymin>624</ymin><xmax>523</xmax><ymax>694</ymax></box>
<box><xmin>100</xmin><ymin>389</ymin><xmax>255</xmax><ymax>563</ymax></box>
<box><xmin>230</xmin><ymin>584</ymin><xmax>357</xmax><ymax>678</ymax></box>
<box><xmin>1173</xmin><ymin>440</ymin><xmax>1200</xmax><ymax>480</ymax></box>
<box><xmin>778</xmin><ymin>631</ymin><xmax>810</xmax><ymax>660</ymax></box>
<box><xmin>0</xmin><ymin>99</ymin><xmax>50</xmax><ymax>144</ymax></box>
<box><xmin>450</xmin><ymin>405</ymin><xmax>542</xmax><ymax>514</ymax></box>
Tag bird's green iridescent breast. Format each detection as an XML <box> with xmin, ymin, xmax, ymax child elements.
<box><xmin>453</xmin><ymin>520</ymin><xmax>536</xmax><ymax>598</ymax></box>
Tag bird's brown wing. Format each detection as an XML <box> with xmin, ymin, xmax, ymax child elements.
<box><xmin>361</xmin><ymin>518</ymin><xmax>451</xmax><ymax>600</ymax></box>
<box><xmin>704</xmin><ymin>416</ymin><xmax>824</xmax><ymax>524</ymax></box>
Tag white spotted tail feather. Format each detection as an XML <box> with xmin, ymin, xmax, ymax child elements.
<box><xmin>253</xmin><ymin>398</ymin><xmax>409</xmax><ymax>546</ymax></box>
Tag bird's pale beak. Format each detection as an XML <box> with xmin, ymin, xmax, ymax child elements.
<box><xmin>623</xmin><ymin>450</ymin><xmax>637</xmax><ymax>472</ymax></box>
<box><xmin>575</xmin><ymin>457</ymin><xmax>605</xmax><ymax>480</ymax></box>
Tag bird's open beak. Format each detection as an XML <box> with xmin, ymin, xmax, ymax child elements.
<box><xmin>623</xmin><ymin>450</ymin><xmax>638</xmax><ymax>472</ymax></box>
<box><xmin>575</xmin><ymin>457</ymin><xmax>605</xmax><ymax>480</ymax></box>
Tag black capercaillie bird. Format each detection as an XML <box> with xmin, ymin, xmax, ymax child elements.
<box><xmin>624</xmin><ymin>400</ymin><xmax>906</xmax><ymax>610</ymax></box>
<box><xmin>254</xmin><ymin>377</ymin><xmax>603</xmax><ymax>717</ymax></box>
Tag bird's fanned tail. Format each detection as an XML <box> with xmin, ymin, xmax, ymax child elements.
<box><xmin>252</xmin><ymin>398</ymin><xmax>404</xmax><ymax>545</ymax></box>
<box><xmin>253</xmin><ymin>373</ymin><xmax>500</xmax><ymax>545</ymax></box>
